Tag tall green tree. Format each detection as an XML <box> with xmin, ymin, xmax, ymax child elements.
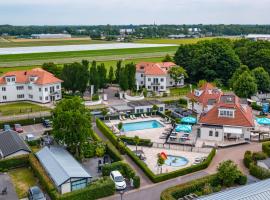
<box><xmin>108</xmin><ymin>66</ymin><xmax>114</xmax><ymax>85</ymax></box>
<box><xmin>119</xmin><ymin>67</ymin><xmax>128</xmax><ymax>91</ymax></box>
<box><xmin>233</xmin><ymin>71</ymin><xmax>257</xmax><ymax>98</ymax></box>
<box><xmin>229</xmin><ymin>65</ymin><xmax>250</xmax><ymax>88</ymax></box>
<box><xmin>126</xmin><ymin>63</ymin><xmax>136</xmax><ymax>90</ymax></box>
<box><xmin>168</xmin><ymin>66</ymin><xmax>188</xmax><ymax>87</ymax></box>
<box><xmin>97</xmin><ymin>63</ymin><xmax>107</xmax><ymax>89</ymax></box>
<box><xmin>115</xmin><ymin>60</ymin><xmax>122</xmax><ymax>84</ymax></box>
<box><xmin>162</xmin><ymin>54</ymin><xmax>173</xmax><ymax>62</ymax></box>
<box><xmin>89</xmin><ymin>61</ymin><xmax>100</xmax><ymax>93</ymax></box>
<box><xmin>252</xmin><ymin>67</ymin><xmax>270</xmax><ymax>92</ymax></box>
<box><xmin>42</xmin><ymin>62</ymin><xmax>62</xmax><ymax>78</ymax></box>
<box><xmin>61</xmin><ymin>63</ymin><xmax>79</xmax><ymax>93</ymax></box>
<box><xmin>52</xmin><ymin>97</ymin><xmax>92</xmax><ymax>159</ymax></box>
<box><xmin>81</xmin><ymin>60</ymin><xmax>89</xmax><ymax>68</ymax></box>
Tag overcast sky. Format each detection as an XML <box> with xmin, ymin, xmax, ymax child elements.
<box><xmin>0</xmin><ymin>0</ymin><xmax>269</xmax><ymax>25</ymax></box>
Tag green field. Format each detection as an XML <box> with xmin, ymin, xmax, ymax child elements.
<box><xmin>0</xmin><ymin>46</ymin><xmax>177</xmax><ymax>67</ymax></box>
<box><xmin>0</xmin><ymin>38</ymin><xmax>110</xmax><ymax>48</ymax></box>
<box><xmin>0</xmin><ymin>57</ymin><xmax>164</xmax><ymax>75</ymax></box>
<box><xmin>134</xmin><ymin>37</ymin><xmax>215</xmax><ymax>45</ymax></box>
<box><xmin>0</xmin><ymin>102</ymin><xmax>50</xmax><ymax>116</ymax></box>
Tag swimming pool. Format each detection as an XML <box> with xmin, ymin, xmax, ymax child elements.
<box><xmin>122</xmin><ymin>120</ymin><xmax>164</xmax><ymax>132</ymax></box>
<box><xmin>164</xmin><ymin>155</ymin><xmax>189</xmax><ymax>167</ymax></box>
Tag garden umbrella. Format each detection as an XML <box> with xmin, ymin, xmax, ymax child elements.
<box><xmin>181</xmin><ymin>116</ymin><xmax>197</xmax><ymax>124</ymax></box>
<box><xmin>175</xmin><ymin>124</ymin><xmax>192</xmax><ymax>133</ymax></box>
<box><xmin>256</xmin><ymin>117</ymin><xmax>270</xmax><ymax>125</ymax></box>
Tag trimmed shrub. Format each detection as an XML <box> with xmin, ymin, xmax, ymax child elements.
<box><xmin>92</xmin><ymin>94</ymin><xmax>100</xmax><ymax>101</ymax></box>
<box><xmin>57</xmin><ymin>177</ymin><xmax>115</xmax><ymax>200</ymax></box>
<box><xmin>244</xmin><ymin>151</ymin><xmax>253</xmax><ymax>168</ymax></box>
<box><xmin>262</xmin><ymin>141</ymin><xmax>270</xmax><ymax>156</ymax></box>
<box><xmin>0</xmin><ymin>154</ymin><xmax>29</xmax><ymax>172</ymax></box>
<box><xmin>251</xmin><ymin>102</ymin><xmax>262</xmax><ymax>111</ymax></box>
<box><xmin>236</xmin><ymin>174</ymin><xmax>248</xmax><ymax>185</ymax></box>
<box><xmin>252</xmin><ymin>151</ymin><xmax>267</xmax><ymax>161</ymax></box>
<box><xmin>27</xmin><ymin>139</ymin><xmax>41</xmax><ymax>147</ymax></box>
<box><xmin>0</xmin><ymin>116</ymin><xmax>52</xmax><ymax>128</ymax></box>
<box><xmin>82</xmin><ymin>142</ymin><xmax>96</xmax><ymax>158</ymax></box>
<box><xmin>96</xmin><ymin>118</ymin><xmax>118</xmax><ymax>147</ymax></box>
<box><xmin>179</xmin><ymin>98</ymin><xmax>187</xmax><ymax>106</ymax></box>
<box><xmin>133</xmin><ymin>176</ymin><xmax>140</xmax><ymax>188</ymax></box>
<box><xmin>102</xmin><ymin>161</ymin><xmax>136</xmax><ymax>179</ymax></box>
<box><xmin>160</xmin><ymin>175</ymin><xmax>218</xmax><ymax>200</ymax></box>
<box><xmin>249</xmin><ymin>163</ymin><xmax>270</xmax><ymax>180</ymax></box>
<box><xmin>120</xmin><ymin>136</ymin><xmax>153</xmax><ymax>147</ymax></box>
<box><xmin>106</xmin><ymin>142</ymin><xmax>123</xmax><ymax>161</ymax></box>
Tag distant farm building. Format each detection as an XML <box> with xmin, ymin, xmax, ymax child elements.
<box><xmin>31</xmin><ymin>34</ymin><xmax>71</xmax><ymax>39</ymax></box>
<box><xmin>245</xmin><ymin>34</ymin><xmax>270</xmax><ymax>41</ymax></box>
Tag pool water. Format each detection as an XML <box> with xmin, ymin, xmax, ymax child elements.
<box><xmin>164</xmin><ymin>155</ymin><xmax>189</xmax><ymax>167</ymax></box>
<box><xmin>122</xmin><ymin>120</ymin><xmax>164</xmax><ymax>132</ymax></box>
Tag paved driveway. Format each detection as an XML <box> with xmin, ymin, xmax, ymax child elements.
<box><xmin>21</xmin><ymin>124</ymin><xmax>52</xmax><ymax>139</ymax></box>
<box><xmin>0</xmin><ymin>173</ymin><xmax>18</xmax><ymax>200</ymax></box>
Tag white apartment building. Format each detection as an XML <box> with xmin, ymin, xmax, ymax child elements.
<box><xmin>136</xmin><ymin>62</ymin><xmax>184</xmax><ymax>92</ymax></box>
<box><xmin>0</xmin><ymin>68</ymin><xmax>63</xmax><ymax>104</ymax></box>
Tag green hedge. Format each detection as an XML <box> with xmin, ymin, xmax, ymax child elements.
<box><xmin>96</xmin><ymin>118</ymin><xmax>126</xmax><ymax>154</ymax></box>
<box><xmin>244</xmin><ymin>151</ymin><xmax>253</xmax><ymax>168</ymax></box>
<box><xmin>106</xmin><ymin>141</ymin><xmax>123</xmax><ymax>162</ymax></box>
<box><xmin>262</xmin><ymin>141</ymin><xmax>270</xmax><ymax>156</ymax></box>
<box><xmin>133</xmin><ymin>176</ymin><xmax>140</xmax><ymax>188</ymax></box>
<box><xmin>102</xmin><ymin>161</ymin><xmax>136</xmax><ymax>179</ymax></box>
<box><xmin>0</xmin><ymin>116</ymin><xmax>52</xmax><ymax>128</ymax></box>
<box><xmin>251</xmin><ymin>102</ymin><xmax>262</xmax><ymax>111</ymax></box>
<box><xmin>252</xmin><ymin>151</ymin><xmax>267</xmax><ymax>161</ymax></box>
<box><xmin>160</xmin><ymin>175</ymin><xmax>218</xmax><ymax>200</ymax></box>
<box><xmin>29</xmin><ymin>154</ymin><xmax>57</xmax><ymax>199</ymax></box>
<box><xmin>120</xmin><ymin>136</ymin><xmax>153</xmax><ymax>147</ymax></box>
<box><xmin>249</xmin><ymin>163</ymin><xmax>270</xmax><ymax>180</ymax></box>
<box><xmin>0</xmin><ymin>154</ymin><xmax>29</xmax><ymax>172</ymax></box>
<box><xmin>57</xmin><ymin>177</ymin><xmax>115</xmax><ymax>200</ymax></box>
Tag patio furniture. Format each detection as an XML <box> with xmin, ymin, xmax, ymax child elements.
<box><xmin>159</xmin><ymin>135</ymin><xmax>168</xmax><ymax>139</ymax></box>
<box><xmin>1</xmin><ymin>187</ymin><xmax>7</xmax><ymax>195</ymax></box>
<box><xmin>162</xmin><ymin>132</ymin><xmax>169</xmax><ymax>135</ymax></box>
<box><xmin>129</xmin><ymin>115</ymin><xmax>134</xmax><ymax>120</ymax></box>
<box><xmin>144</xmin><ymin>113</ymin><xmax>149</xmax><ymax>118</ymax></box>
<box><xmin>122</xmin><ymin>116</ymin><xmax>126</xmax><ymax>120</ymax></box>
<box><xmin>181</xmin><ymin>116</ymin><xmax>197</xmax><ymax>124</ymax></box>
<box><xmin>133</xmin><ymin>115</ymin><xmax>137</xmax><ymax>119</ymax></box>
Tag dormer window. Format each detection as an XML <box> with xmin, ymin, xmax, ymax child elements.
<box><xmin>219</xmin><ymin>108</ymin><xmax>235</xmax><ymax>118</ymax></box>
<box><xmin>194</xmin><ymin>89</ymin><xmax>202</xmax><ymax>97</ymax></box>
<box><xmin>5</xmin><ymin>76</ymin><xmax>16</xmax><ymax>83</ymax></box>
<box><xmin>29</xmin><ymin>76</ymin><xmax>37</xmax><ymax>82</ymax></box>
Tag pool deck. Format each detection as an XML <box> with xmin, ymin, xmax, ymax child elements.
<box><xmin>108</xmin><ymin>116</ymin><xmax>172</xmax><ymax>143</ymax></box>
<box><xmin>128</xmin><ymin>145</ymin><xmax>208</xmax><ymax>174</ymax></box>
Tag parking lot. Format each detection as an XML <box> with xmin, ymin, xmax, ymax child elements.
<box><xmin>21</xmin><ymin>124</ymin><xmax>52</xmax><ymax>139</ymax></box>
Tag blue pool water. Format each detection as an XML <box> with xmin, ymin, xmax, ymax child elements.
<box><xmin>164</xmin><ymin>155</ymin><xmax>189</xmax><ymax>167</ymax></box>
<box><xmin>122</xmin><ymin>120</ymin><xmax>164</xmax><ymax>132</ymax></box>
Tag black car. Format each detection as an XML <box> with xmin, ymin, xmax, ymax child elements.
<box><xmin>28</xmin><ymin>186</ymin><xmax>46</xmax><ymax>200</ymax></box>
<box><xmin>42</xmin><ymin>119</ymin><xmax>52</xmax><ymax>128</ymax></box>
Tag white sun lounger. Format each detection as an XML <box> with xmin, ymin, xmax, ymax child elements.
<box><xmin>122</xmin><ymin>116</ymin><xmax>126</xmax><ymax>120</ymax></box>
<box><xmin>144</xmin><ymin>113</ymin><xmax>149</xmax><ymax>118</ymax></box>
<box><xmin>141</xmin><ymin>114</ymin><xmax>145</xmax><ymax>118</ymax></box>
<box><xmin>133</xmin><ymin>115</ymin><xmax>137</xmax><ymax>119</ymax></box>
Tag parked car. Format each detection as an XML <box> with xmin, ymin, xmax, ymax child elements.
<box><xmin>28</xmin><ymin>186</ymin><xmax>46</xmax><ymax>200</ymax></box>
<box><xmin>3</xmin><ymin>124</ymin><xmax>11</xmax><ymax>131</ymax></box>
<box><xmin>14</xmin><ymin>124</ymin><xmax>23</xmax><ymax>133</ymax></box>
<box><xmin>110</xmin><ymin>170</ymin><xmax>126</xmax><ymax>190</ymax></box>
<box><xmin>25</xmin><ymin>134</ymin><xmax>35</xmax><ymax>142</ymax></box>
<box><xmin>42</xmin><ymin>119</ymin><xmax>52</xmax><ymax>128</ymax></box>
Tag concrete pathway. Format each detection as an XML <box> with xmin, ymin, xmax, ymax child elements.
<box><xmin>0</xmin><ymin>173</ymin><xmax>18</xmax><ymax>200</ymax></box>
<box><xmin>95</xmin><ymin>123</ymin><xmax>262</xmax><ymax>200</ymax></box>
<box><xmin>0</xmin><ymin>111</ymin><xmax>51</xmax><ymax>122</ymax></box>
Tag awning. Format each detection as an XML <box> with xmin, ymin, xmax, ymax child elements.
<box><xmin>223</xmin><ymin>127</ymin><xmax>243</xmax><ymax>134</ymax></box>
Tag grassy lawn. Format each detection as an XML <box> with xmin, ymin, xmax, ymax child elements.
<box><xmin>0</xmin><ymin>46</ymin><xmax>177</xmax><ymax>67</ymax></box>
<box><xmin>9</xmin><ymin>168</ymin><xmax>38</xmax><ymax>198</ymax></box>
<box><xmin>0</xmin><ymin>57</ymin><xmax>164</xmax><ymax>75</ymax></box>
<box><xmin>170</xmin><ymin>85</ymin><xmax>193</xmax><ymax>96</ymax></box>
<box><xmin>0</xmin><ymin>102</ymin><xmax>50</xmax><ymax>116</ymax></box>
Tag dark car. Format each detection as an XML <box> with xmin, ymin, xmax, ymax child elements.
<box><xmin>14</xmin><ymin>124</ymin><xmax>23</xmax><ymax>133</ymax></box>
<box><xmin>42</xmin><ymin>119</ymin><xmax>52</xmax><ymax>128</ymax></box>
<box><xmin>3</xmin><ymin>124</ymin><xmax>11</xmax><ymax>131</ymax></box>
<box><xmin>28</xmin><ymin>186</ymin><xmax>46</xmax><ymax>200</ymax></box>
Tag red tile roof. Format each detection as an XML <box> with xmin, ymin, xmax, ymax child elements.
<box><xmin>187</xmin><ymin>83</ymin><xmax>222</xmax><ymax>108</ymax></box>
<box><xmin>136</xmin><ymin>62</ymin><xmax>177</xmax><ymax>76</ymax></box>
<box><xmin>0</xmin><ymin>68</ymin><xmax>63</xmax><ymax>85</ymax></box>
<box><xmin>199</xmin><ymin>93</ymin><xmax>254</xmax><ymax>127</ymax></box>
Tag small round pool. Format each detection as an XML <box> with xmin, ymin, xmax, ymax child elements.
<box><xmin>164</xmin><ymin>155</ymin><xmax>189</xmax><ymax>167</ymax></box>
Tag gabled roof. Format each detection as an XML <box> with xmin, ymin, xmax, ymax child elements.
<box><xmin>0</xmin><ymin>130</ymin><xmax>31</xmax><ymax>158</ymax></box>
<box><xmin>187</xmin><ymin>83</ymin><xmax>222</xmax><ymax>108</ymax></box>
<box><xmin>36</xmin><ymin>146</ymin><xmax>91</xmax><ymax>187</ymax></box>
<box><xmin>199</xmin><ymin>93</ymin><xmax>254</xmax><ymax>127</ymax></box>
<box><xmin>0</xmin><ymin>68</ymin><xmax>63</xmax><ymax>85</ymax></box>
<box><xmin>136</xmin><ymin>62</ymin><xmax>177</xmax><ymax>76</ymax></box>
<box><xmin>199</xmin><ymin>179</ymin><xmax>270</xmax><ymax>200</ymax></box>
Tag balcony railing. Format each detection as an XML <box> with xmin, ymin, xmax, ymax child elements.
<box><xmin>151</xmin><ymin>82</ymin><xmax>160</xmax><ymax>85</ymax></box>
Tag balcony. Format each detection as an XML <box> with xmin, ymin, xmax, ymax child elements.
<box><xmin>151</xmin><ymin>82</ymin><xmax>160</xmax><ymax>86</ymax></box>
